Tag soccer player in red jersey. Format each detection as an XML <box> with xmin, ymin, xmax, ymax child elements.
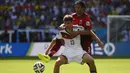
<box><xmin>72</xmin><ymin>0</ymin><xmax>93</xmax><ymax>55</ymax></box>
<box><xmin>60</xmin><ymin>0</ymin><xmax>103</xmax><ymax>55</ymax></box>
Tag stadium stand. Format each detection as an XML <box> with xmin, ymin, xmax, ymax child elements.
<box><xmin>0</xmin><ymin>0</ymin><xmax>130</xmax><ymax>42</ymax></box>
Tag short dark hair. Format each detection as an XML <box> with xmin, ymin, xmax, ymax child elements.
<box><xmin>75</xmin><ymin>0</ymin><xmax>86</xmax><ymax>8</ymax></box>
<box><xmin>63</xmin><ymin>15</ymin><xmax>73</xmax><ymax>22</ymax></box>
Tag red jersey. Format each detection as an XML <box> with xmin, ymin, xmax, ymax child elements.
<box><xmin>71</xmin><ymin>13</ymin><xmax>92</xmax><ymax>55</ymax></box>
<box><xmin>72</xmin><ymin>13</ymin><xmax>92</xmax><ymax>30</ymax></box>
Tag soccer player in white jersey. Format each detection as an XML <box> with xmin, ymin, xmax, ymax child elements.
<box><xmin>53</xmin><ymin>14</ymin><xmax>97</xmax><ymax>73</ymax></box>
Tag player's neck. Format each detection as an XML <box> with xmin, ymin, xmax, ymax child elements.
<box><xmin>65</xmin><ymin>26</ymin><xmax>72</xmax><ymax>33</ymax></box>
<box><xmin>77</xmin><ymin>12</ymin><xmax>85</xmax><ymax>17</ymax></box>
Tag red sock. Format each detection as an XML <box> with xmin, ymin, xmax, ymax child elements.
<box><xmin>48</xmin><ymin>51</ymin><xmax>56</xmax><ymax>57</ymax></box>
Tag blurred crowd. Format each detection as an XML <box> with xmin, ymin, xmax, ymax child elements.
<box><xmin>0</xmin><ymin>0</ymin><xmax>130</xmax><ymax>42</ymax></box>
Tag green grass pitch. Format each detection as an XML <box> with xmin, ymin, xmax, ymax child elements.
<box><xmin>0</xmin><ymin>58</ymin><xmax>130</xmax><ymax>73</ymax></box>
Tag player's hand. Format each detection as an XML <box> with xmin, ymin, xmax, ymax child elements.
<box><xmin>45</xmin><ymin>50</ymin><xmax>49</xmax><ymax>55</ymax></box>
<box><xmin>58</xmin><ymin>27</ymin><xmax>65</xmax><ymax>30</ymax></box>
<box><xmin>58</xmin><ymin>23</ymin><xmax>66</xmax><ymax>30</ymax></box>
<box><xmin>98</xmin><ymin>41</ymin><xmax>104</xmax><ymax>49</ymax></box>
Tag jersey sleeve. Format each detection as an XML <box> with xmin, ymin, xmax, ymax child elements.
<box><xmin>73</xmin><ymin>25</ymin><xmax>85</xmax><ymax>31</ymax></box>
<box><xmin>53</xmin><ymin>32</ymin><xmax>62</xmax><ymax>40</ymax></box>
<box><xmin>84</xmin><ymin>16</ymin><xmax>92</xmax><ymax>30</ymax></box>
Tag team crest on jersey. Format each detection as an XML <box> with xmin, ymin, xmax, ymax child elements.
<box><xmin>86</xmin><ymin>21</ymin><xmax>90</xmax><ymax>26</ymax></box>
<box><xmin>79</xmin><ymin>20</ymin><xmax>82</xmax><ymax>24</ymax></box>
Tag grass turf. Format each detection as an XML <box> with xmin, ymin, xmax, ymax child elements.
<box><xmin>0</xmin><ymin>58</ymin><xmax>130</xmax><ymax>73</ymax></box>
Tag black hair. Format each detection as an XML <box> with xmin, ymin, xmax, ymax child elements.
<box><xmin>75</xmin><ymin>0</ymin><xmax>86</xmax><ymax>8</ymax></box>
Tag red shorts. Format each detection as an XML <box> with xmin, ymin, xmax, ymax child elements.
<box><xmin>81</xmin><ymin>35</ymin><xmax>92</xmax><ymax>55</ymax></box>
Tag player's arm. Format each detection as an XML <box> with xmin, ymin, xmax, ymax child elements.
<box><xmin>58</xmin><ymin>23</ymin><xmax>66</xmax><ymax>30</ymax></box>
<box><xmin>58</xmin><ymin>23</ymin><xmax>90</xmax><ymax>36</ymax></box>
<box><xmin>69</xmin><ymin>25</ymin><xmax>90</xmax><ymax>35</ymax></box>
<box><xmin>45</xmin><ymin>32</ymin><xmax>63</xmax><ymax>55</ymax></box>
<box><xmin>67</xmin><ymin>30</ymin><xmax>80</xmax><ymax>36</ymax></box>
<box><xmin>90</xmin><ymin>30</ymin><xmax>104</xmax><ymax>49</ymax></box>
<box><xmin>79</xmin><ymin>29</ymin><xmax>104</xmax><ymax>49</ymax></box>
<box><xmin>78</xmin><ymin>30</ymin><xmax>91</xmax><ymax>35</ymax></box>
<box><xmin>83</xmin><ymin>17</ymin><xmax>104</xmax><ymax>49</ymax></box>
<box><xmin>45</xmin><ymin>39</ymin><xmax>56</xmax><ymax>55</ymax></box>
<box><xmin>77</xmin><ymin>25</ymin><xmax>104</xmax><ymax>49</ymax></box>
<box><xmin>58</xmin><ymin>24</ymin><xmax>80</xmax><ymax>37</ymax></box>
<box><xmin>69</xmin><ymin>30</ymin><xmax>91</xmax><ymax>35</ymax></box>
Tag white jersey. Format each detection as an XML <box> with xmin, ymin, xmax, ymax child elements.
<box><xmin>56</xmin><ymin>32</ymin><xmax>81</xmax><ymax>50</ymax></box>
<box><xmin>55</xmin><ymin>25</ymin><xmax>84</xmax><ymax>49</ymax></box>
<box><xmin>55</xmin><ymin>25</ymin><xmax>85</xmax><ymax>57</ymax></box>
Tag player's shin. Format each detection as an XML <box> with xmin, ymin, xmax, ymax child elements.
<box><xmin>89</xmin><ymin>64</ymin><xmax>97</xmax><ymax>73</ymax></box>
<box><xmin>48</xmin><ymin>50</ymin><xmax>56</xmax><ymax>57</ymax></box>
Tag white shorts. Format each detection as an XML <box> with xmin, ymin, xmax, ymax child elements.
<box><xmin>61</xmin><ymin>49</ymin><xmax>86</xmax><ymax>64</ymax></box>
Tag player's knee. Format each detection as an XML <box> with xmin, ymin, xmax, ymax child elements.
<box><xmin>83</xmin><ymin>54</ymin><xmax>95</xmax><ymax>64</ymax></box>
<box><xmin>55</xmin><ymin>56</ymin><xmax>66</xmax><ymax>67</ymax></box>
<box><xmin>55</xmin><ymin>60</ymin><xmax>64</xmax><ymax>67</ymax></box>
<box><xmin>87</xmin><ymin>58</ymin><xmax>95</xmax><ymax>64</ymax></box>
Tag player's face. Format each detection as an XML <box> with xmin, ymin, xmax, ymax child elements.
<box><xmin>64</xmin><ymin>21</ymin><xmax>72</xmax><ymax>28</ymax></box>
<box><xmin>74</xmin><ymin>4</ymin><xmax>84</xmax><ymax>16</ymax></box>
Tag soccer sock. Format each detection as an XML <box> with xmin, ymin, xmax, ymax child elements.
<box><xmin>48</xmin><ymin>51</ymin><xmax>56</xmax><ymax>57</ymax></box>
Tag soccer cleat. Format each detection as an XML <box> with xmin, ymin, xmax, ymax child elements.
<box><xmin>38</xmin><ymin>53</ymin><xmax>50</xmax><ymax>63</ymax></box>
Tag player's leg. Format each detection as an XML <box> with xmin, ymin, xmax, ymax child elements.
<box><xmin>53</xmin><ymin>55</ymin><xmax>67</xmax><ymax>73</ymax></box>
<box><xmin>49</xmin><ymin>39</ymin><xmax>63</xmax><ymax>57</ymax></box>
<box><xmin>38</xmin><ymin>39</ymin><xmax>63</xmax><ymax>63</ymax></box>
<box><xmin>82</xmin><ymin>53</ymin><xmax>97</xmax><ymax>73</ymax></box>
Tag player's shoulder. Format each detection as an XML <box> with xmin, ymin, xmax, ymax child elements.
<box><xmin>71</xmin><ymin>12</ymin><xmax>90</xmax><ymax>17</ymax></box>
<box><xmin>60</xmin><ymin>23</ymin><xmax>65</xmax><ymax>26</ymax></box>
<box><xmin>71</xmin><ymin>13</ymin><xmax>76</xmax><ymax>17</ymax></box>
<box><xmin>84</xmin><ymin>13</ymin><xmax>90</xmax><ymax>17</ymax></box>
